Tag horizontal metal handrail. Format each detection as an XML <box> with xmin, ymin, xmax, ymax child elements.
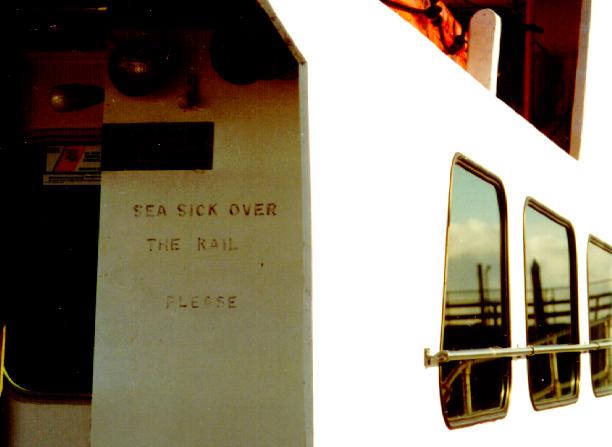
<box><xmin>424</xmin><ymin>339</ymin><xmax>612</xmax><ymax>367</ymax></box>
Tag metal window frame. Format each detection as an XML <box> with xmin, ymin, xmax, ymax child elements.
<box><xmin>587</xmin><ymin>235</ymin><xmax>612</xmax><ymax>397</ymax></box>
<box><xmin>438</xmin><ymin>154</ymin><xmax>511</xmax><ymax>428</ymax></box>
<box><xmin>523</xmin><ymin>199</ymin><xmax>580</xmax><ymax>410</ymax></box>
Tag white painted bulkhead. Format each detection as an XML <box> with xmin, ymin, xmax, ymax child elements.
<box><xmin>90</xmin><ymin>30</ymin><xmax>306</xmax><ymax>446</ymax></box>
<box><xmin>269</xmin><ymin>0</ymin><xmax>611</xmax><ymax>445</ymax></box>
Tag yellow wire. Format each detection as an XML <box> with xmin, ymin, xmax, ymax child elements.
<box><xmin>0</xmin><ymin>324</ymin><xmax>5</xmax><ymax>397</ymax></box>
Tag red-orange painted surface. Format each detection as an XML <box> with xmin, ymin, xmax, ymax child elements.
<box><xmin>386</xmin><ymin>0</ymin><xmax>468</xmax><ymax>68</ymax></box>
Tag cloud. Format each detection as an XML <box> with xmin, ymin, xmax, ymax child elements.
<box><xmin>525</xmin><ymin>232</ymin><xmax>570</xmax><ymax>290</ymax></box>
<box><xmin>445</xmin><ymin>218</ymin><xmax>501</xmax><ymax>294</ymax></box>
<box><xmin>447</xmin><ymin>218</ymin><xmax>500</xmax><ymax>260</ymax></box>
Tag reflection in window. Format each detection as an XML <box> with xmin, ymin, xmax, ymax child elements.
<box><xmin>524</xmin><ymin>203</ymin><xmax>578</xmax><ymax>409</ymax></box>
<box><xmin>440</xmin><ymin>160</ymin><xmax>510</xmax><ymax>428</ymax></box>
<box><xmin>588</xmin><ymin>238</ymin><xmax>612</xmax><ymax>396</ymax></box>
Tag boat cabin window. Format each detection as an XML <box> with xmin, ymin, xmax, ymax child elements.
<box><xmin>523</xmin><ymin>201</ymin><xmax>579</xmax><ymax>409</ymax></box>
<box><xmin>587</xmin><ymin>237</ymin><xmax>612</xmax><ymax>397</ymax></box>
<box><xmin>440</xmin><ymin>157</ymin><xmax>510</xmax><ymax>428</ymax></box>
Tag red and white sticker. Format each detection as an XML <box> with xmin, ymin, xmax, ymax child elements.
<box><xmin>44</xmin><ymin>144</ymin><xmax>101</xmax><ymax>185</ymax></box>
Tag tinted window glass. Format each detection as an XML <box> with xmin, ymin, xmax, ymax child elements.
<box><xmin>588</xmin><ymin>238</ymin><xmax>612</xmax><ymax>396</ymax></box>
<box><xmin>524</xmin><ymin>203</ymin><xmax>578</xmax><ymax>409</ymax></box>
<box><xmin>440</xmin><ymin>160</ymin><xmax>510</xmax><ymax>428</ymax></box>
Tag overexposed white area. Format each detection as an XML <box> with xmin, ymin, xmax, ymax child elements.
<box><xmin>267</xmin><ymin>0</ymin><xmax>611</xmax><ymax>445</ymax></box>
